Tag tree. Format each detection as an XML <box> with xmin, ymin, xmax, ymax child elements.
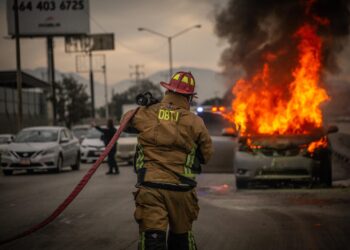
<box><xmin>111</xmin><ymin>79</ymin><xmax>163</xmax><ymax>120</ymax></box>
<box><xmin>56</xmin><ymin>76</ymin><xmax>90</xmax><ymax>128</ymax></box>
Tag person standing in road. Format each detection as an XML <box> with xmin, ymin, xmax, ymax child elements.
<box><xmin>93</xmin><ymin>119</ymin><xmax>119</xmax><ymax>175</ymax></box>
<box><xmin>123</xmin><ymin>72</ymin><xmax>213</xmax><ymax>250</ymax></box>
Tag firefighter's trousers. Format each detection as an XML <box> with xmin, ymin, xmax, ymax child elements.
<box><xmin>133</xmin><ymin>186</ymin><xmax>199</xmax><ymax>250</ymax></box>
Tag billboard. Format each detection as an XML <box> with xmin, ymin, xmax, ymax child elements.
<box><xmin>7</xmin><ymin>0</ymin><xmax>90</xmax><ymax>36</ymax></box>
<box><xmin>65</xmin><ymin>33</ymin><xmax>115</xmax><ymax>53</ymax></box>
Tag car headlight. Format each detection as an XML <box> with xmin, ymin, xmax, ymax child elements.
<box><xmin>81</xmin><ymin>145</ymin><xmax>87</xmax><ymax>149</ymax></box>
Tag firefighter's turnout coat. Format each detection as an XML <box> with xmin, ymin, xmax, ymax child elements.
<box><xmin>124</xmin><ymin>91</ymin><xmax>213</xmax><ymax>235</ymax></box>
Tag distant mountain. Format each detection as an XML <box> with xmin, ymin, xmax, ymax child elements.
<box><xmin>25</xmin><ymin>66</ymin><xmax>230</xmax><ymax>107</ymax></box>
<box><xmin>110</xmin><ymin>67</ymin><xmax>229</xmax><ymax>104</ymax></box>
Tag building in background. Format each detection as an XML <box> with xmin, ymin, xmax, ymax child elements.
<box><xmin>0</xmin><ymin>71</ymin><xmax>50</xmax><ymax>133</ymax></box>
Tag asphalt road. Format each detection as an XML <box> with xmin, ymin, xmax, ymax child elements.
<box><xmin>0</xmin><ymin>163</ymin><xmax>350</xmax><ymax>250</ymax></box>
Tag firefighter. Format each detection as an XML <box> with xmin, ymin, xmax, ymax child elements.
<box><xmin>123</xmin><ymin>72</ymin><xmax>213</xmax><ymax>250</ymax></box>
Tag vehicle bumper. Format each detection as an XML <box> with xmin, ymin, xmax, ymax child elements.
<box><xmin>116</xmin><ymin>151</ymin><xmax>134</xmax><ymax>162</ymax></box>
<box><xmin>234</xmin><ymin>152</ymin><xmax>317</xmax><ymax>182</ymax></box>
<box><xmin>1</xmin><ymin>154</ymin><xmax>58</xmax><ymax>171</ymax></box>
<box><xmin>80</xmin><ymin>148</ymin><xmax>107</xmax><ymax>163</ymax></box>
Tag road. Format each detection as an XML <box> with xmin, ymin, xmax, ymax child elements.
<box><xmin>0</xmin><ymin>163</ymin><xmax>350</xmax><ymax>250</ymax></box>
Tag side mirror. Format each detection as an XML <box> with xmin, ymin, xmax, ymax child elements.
<box><xmin>326</xmin><ymin>125</ymin><xmax>339</xmax><ymax>134</ymax></box>
<box><xmin>221</xmin><ymin>127</ymin><xmax>237</xmax><ymax>137</ymax></box>
<box><xmin>60</xmin><ymin>138</ymin><xmax>69</xmax><ymax>144</ymax></box>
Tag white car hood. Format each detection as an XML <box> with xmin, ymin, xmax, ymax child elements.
<box><xmin>8</xmin><ymin>142</ymin><xmax>57</xmax><ymax>152</ymax></box>
<box><xmin>82</xmin><ymin>138</ymin><xmax>104</xmax><ymax>147</ymax></box>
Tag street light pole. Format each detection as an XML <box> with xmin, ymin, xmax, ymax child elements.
<box><xmin>168</xmin><ymin>37</ymin><xmax>173</xmax><ymax>78</ymax></box>
<box><xmin>138</xmin><ymin>25</ymin><xmax>201</xmax><ymax>79</ymax></box>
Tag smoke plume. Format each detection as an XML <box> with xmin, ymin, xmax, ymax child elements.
<box><xmin>215</xmin><ymin>0</ymin><xmax>350</xmax><ymax>82</ymax></box>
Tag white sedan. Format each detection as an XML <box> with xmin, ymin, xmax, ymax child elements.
<box><xmin>1</xmin><ymin>126</ymin><xmax>80</xmax><ymax>175</ymax></box>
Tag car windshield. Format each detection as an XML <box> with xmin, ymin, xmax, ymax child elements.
<box><xmin>86</xmin><ymin>128</ymin><xmax>103</xmax><ymax>139</ymax></box>
<box><xmin>72</xmin><ymin>128</ymin><xmax>89</xmax><ymax>138</ymax></box>
<box><xmin>197</xmin><ymin>112</ymin><xmax>233</xmax><ymax>136</ymax></box>
<box><xmin>0</xmin><ymin>137</ymin><xmax>10</xmax><ymax>144</ymax></box>
<box><xmin>15</xmin><ymin>130</ymin><xmax>58</xmax><ymax>143</ymax></box>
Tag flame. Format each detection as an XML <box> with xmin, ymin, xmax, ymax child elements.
<box><xmin>307</xmin><ymin>137</ymin><xmax>327</xmax><ymax>153</ymax></box>
<box><xmin>227</xmin><ymin>23</ymin><xmax>329</xmax><ymax>136</ymax></box>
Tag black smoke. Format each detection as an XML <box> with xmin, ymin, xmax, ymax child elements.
<box><xmin>215</xmin><ymin>0</ymin><xmax>350</xmax><ymax>82</ymax></box>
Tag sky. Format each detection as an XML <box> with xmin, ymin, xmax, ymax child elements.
<box><xmin>0</xmin><ymin>0</ymin><xmax>228</xmax><ymax>85</ymax></box>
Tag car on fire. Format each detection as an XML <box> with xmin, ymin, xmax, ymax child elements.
<box><xmin>1</xmin><ymin>127</ymin><xmax>80</xmax><ymax>175</ymax></box>
<box><xmin>233</xmin><ymin>126</ymin><xmax>338</xmax><ymax>189</ymax></box>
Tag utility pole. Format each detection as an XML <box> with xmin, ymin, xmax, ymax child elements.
<box><xmin>130</xmin><ymin>64</ymin><xmax>145</xmax><ymax>84</ymax></box>
<box><xmin>102</xmin><ymin>64</ymin><xmax>109</xmax><ymax>120</ymax></box>
<box><xmin>14</xmin><ymin>0</ymin><xmax>23</xmax><ymax>131</ymax></box>
<box><xmin>89</xmin><ymin>50</ymin><xmax>95</xmax><ymax>118</ymax></box>
<box><xmin>47</xmin><ymin>36</ymin><xmax>57</xmax><ymax>125</ymax></box>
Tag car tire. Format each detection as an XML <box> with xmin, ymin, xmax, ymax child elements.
<box><xmin>50</xmin><ymin>155</ymin><xmax>63</xmax><ymax>173</ymax></box>
<box><xmin>3</xmin><ymin>170</ymin><xmax>13</xmax><ymax>176</ymax></box>
<box><xmin>236</xmin><ymin>179</ymin><xmax>248</xmax><ymax>189</ymax></box>
<box><xmin>71</xmin><ymin>153</ymin><xmax>80</xmax><ymax>171</ymax></box>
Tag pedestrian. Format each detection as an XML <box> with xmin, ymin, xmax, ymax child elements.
<box><xmin>92</xmin><ymin>119</ymin><xmax>119</xmax><ymax>175</ymax></box>
<box><xmin>122</xmin><ymin>72</ymin><xmax>213</xmax><ymax>249</ymax></box>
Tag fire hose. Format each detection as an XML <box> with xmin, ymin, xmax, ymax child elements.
<box><xmin>0</xmin><ymin>108</ymin><xmax>140</xmax><ymax>246</ymax></box>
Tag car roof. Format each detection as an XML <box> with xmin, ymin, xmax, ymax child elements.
<box><xmin>21</xmin><ymin>126</ymin><xmax>65</xmax><ymax>131</ymax></box>
<box><xmin>72</xmin><ymin>125</ymin><xmax>90</xmax><ymax>129</ymax></box>
<box><xmin>0</xmin><ymin>134</ymin><xmax>14</xmax><ymax>137</ymax></box>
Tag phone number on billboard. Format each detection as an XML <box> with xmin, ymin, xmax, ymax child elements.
<box><xmin>14</xmin><ymin>0</ymin><xmax>85</xmax><ymax>11</ymax></box>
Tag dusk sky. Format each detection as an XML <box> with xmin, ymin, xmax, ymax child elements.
<box><xmin>0</xmin><ymin>0</ymin><xmax>228</xmax><ymax>85</ymax></box>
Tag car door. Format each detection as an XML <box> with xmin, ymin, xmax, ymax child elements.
<box><xmin>65</xmin><ymin>128</ymin><xmax>79</xmax><ymax>164</ymax></box>
<box><xmin>59</xmin><ymin>129</ymin><xmax>72</xmax><ymax>166</ymax></box>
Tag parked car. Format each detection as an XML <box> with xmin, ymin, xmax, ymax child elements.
<box><xmin>116</xmin><ymin>130</ymin><xmax>137</xmax><ymax>165</ymax></box>
<box><xmin>72</xmin><ymin>125</ymin><xmax>90</xmax><ymax>143</ymax></box>
<box><xmin>80</xmin><ymin>127</ymin><xmax>106</xmax><ymax>163</ymax></box>
<box><xmin>0</xmin><ymin>134</ymin><xmax>15</xmax><ymax>145</ymax></box>
<box><xmin>1</xmin><ymin>126</ymin><xmax>80</xmax><ymax>175</ymax></box>
<box><xmin>195</xmin><ymin>107</ymin><xmax>237</xmax><ymax>173</ymax></box>
<box><xmin>0</xmin><ymin>134</ymin><xmax>15</xmax><ymax>165</ymax></box>
<box><xmin>232</xmin><ymin>126</ymin><xmax>338</xmax><ymax>189</ymax></box>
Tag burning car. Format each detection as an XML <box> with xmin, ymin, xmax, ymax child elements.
<box><xmin>234</xmin><ymin>126</ymin><xmax>338</xmax><ymax>189</ymax></box>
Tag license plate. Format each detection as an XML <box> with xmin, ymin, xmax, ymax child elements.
<box><xmin>20</xmin><ymin>159</ymin><xmax>31</xmax><ymax>165</ymax></box>
<box><xmin>94</xmin><ymin>151</ymin><xmax>102</xmax><ymax>156</ymax></box>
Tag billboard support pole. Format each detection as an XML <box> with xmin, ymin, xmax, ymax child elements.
<box><xmin>47</xmin><ymin>36</ymin><xmax>57</xmax><ymax>125</ymax></box>
<box><xmin>14</xmin><ymin>0</ymin><xmax>23</xmax><ymax>131</ymax></box>
<box><xmin>89</xmin><ymin>50</ymin><xmax>95</xmax><ymax>118</ymax></box>
<box><xmin>102</xmin><ymin>63</ymin><xmax>109</xmax><ymax>120</ymax></box>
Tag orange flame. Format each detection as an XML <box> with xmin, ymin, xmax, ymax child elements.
<box><xmin>228</xmin><ymin>23</ymin><xmax>329</xmax><ymax>136</ymax></box>
<box><xmin>307</xmin><ymin>137</ymin><xmax>327</xmax><ymax>153</ymax></box>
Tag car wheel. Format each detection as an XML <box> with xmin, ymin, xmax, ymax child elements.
<box><xmin>3</xmin><ymin>170</ymin><xmax>13</xmax><ymax>176</ymax></box>
<box><xmin>236</xmin><ymin>179</ymin><xmax>248</xmax><ymax>189</ymax></box>
<box><xmin>50</xmin><ymin>155</ymin><xmax>63</xmax><ymax>173</ymax></box>
<box><xmin>71</xmin><ymin>153</ymin><xmax>80</xmax><ymax>171</ymax></box>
